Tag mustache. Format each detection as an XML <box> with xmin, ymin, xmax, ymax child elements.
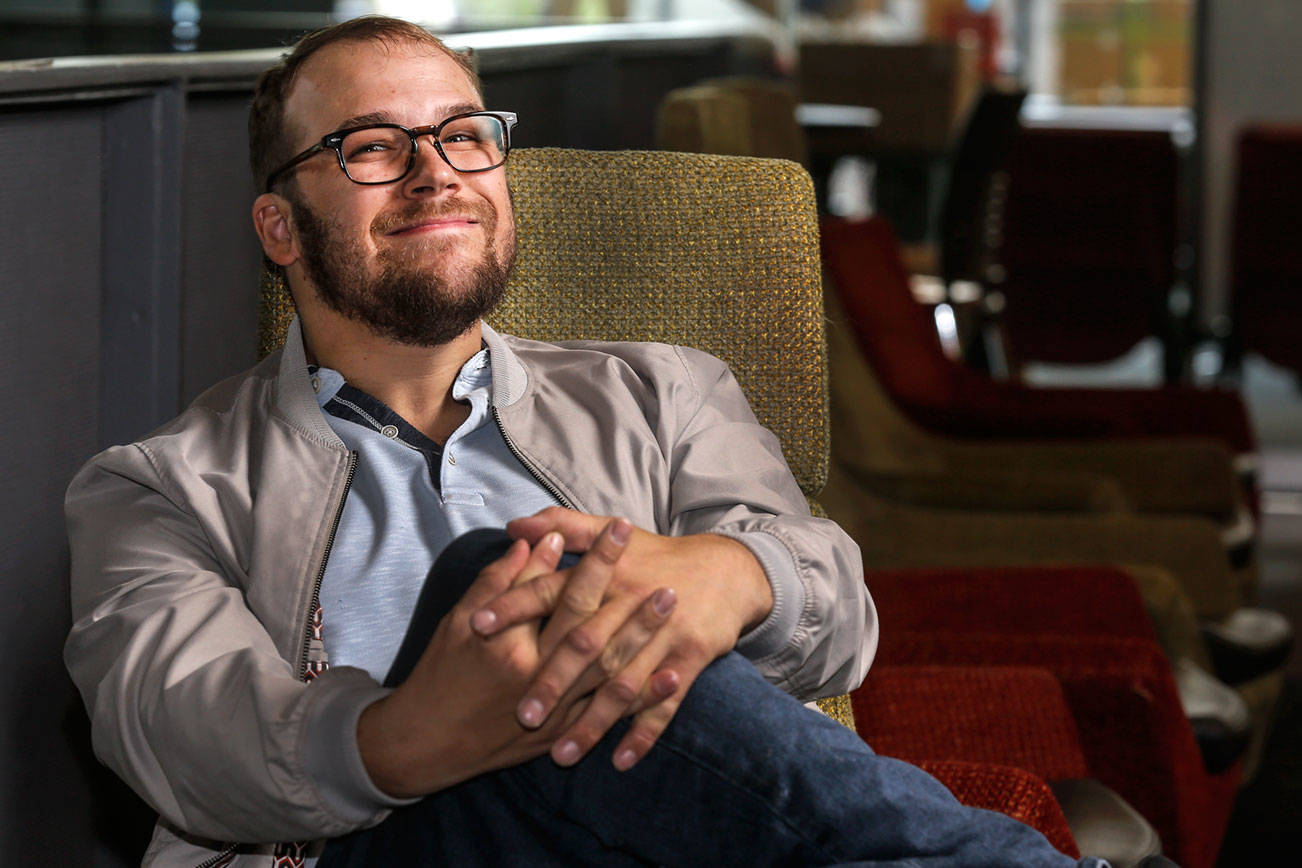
<box><xmin>372</xmin><ymin>200</ymin><xmax>497</xmax><ymax>235</ymax></box>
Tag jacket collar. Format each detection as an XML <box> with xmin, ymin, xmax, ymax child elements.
<box><xmin>272</xmin><ymin>316</ymin><xmax>531</xmax><ymax>445</ymax></box>
<box><xmin>274</xmin><ymin>316</ymin><xmax>345</xmax><ymax>448</ymax></box>
<box><xmin>481</xmin><ymin>321</ymin><xmax>530</xmax><ymax>407</ymax></box>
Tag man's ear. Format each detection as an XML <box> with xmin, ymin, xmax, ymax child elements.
<box><xmin>252</xmin><ymin>193</ymin><xmax>299</xmax><ymax>267</ymax></box>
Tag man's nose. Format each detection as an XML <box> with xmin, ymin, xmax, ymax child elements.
<box><xmin>403</xmin><ymin>135</ymin><xmax>459</xmax><ymax>194</ymax></box>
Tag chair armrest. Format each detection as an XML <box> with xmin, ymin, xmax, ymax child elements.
<box><xmin>853</xmin><ymin>664</ymin><xmax>1089</xmax><ymax>781</ymax></box>
<box><xmin>843</xmin><ymin>465</ymin><xmax>1129</xmax><ymax>513</ymax></box>
<box><xmin>916</xmin><ymin>759</ymin><xmax>1080</xmax><ymax>858</ymax></box>
<box><xmin>822</xmin><ymin>464</ymin><xmax>1245</xmax><ymax>618</ymax></box>
<box><xmin>942</xmin><ymin>437</ymin><xmax>1243</xmax><ymax>523</ymax></box>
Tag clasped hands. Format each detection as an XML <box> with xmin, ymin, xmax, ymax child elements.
<box><xmin>357</xmin><ymin>507</ymin><xmax>773</xmax><ymax>798</ymax></box>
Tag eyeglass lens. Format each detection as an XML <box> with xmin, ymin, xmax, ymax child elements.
<box><xmin>341</xmin><ymin>116</ymin><xmax>507</xmax><ymax>182</ymax></box>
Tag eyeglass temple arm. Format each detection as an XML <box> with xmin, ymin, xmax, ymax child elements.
<box><xmin>264</xmin><ymin>142</ymin><xmax>327</xmax><ymax>192</ymax></box>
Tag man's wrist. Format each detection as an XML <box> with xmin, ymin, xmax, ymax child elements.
<box><xmin>355</xmin><ymin>688</ymin><xmax>453</xmax><ymax>799</ymax></box>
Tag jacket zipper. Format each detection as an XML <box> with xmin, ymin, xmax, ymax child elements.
<box><xmin>297</xmin><ymin>450</ymin><xmax>358</xmax><ymax>678</ymax></box>
<box><xmin>194</xmin><ymin>451</ymin><xmax>358</xmax><ymax>868</ymax></box>
<box><xmin>194</xmin><ymin>846</ymin><xmax>236</xmax><ymax>868</ymax></box>
<box><xmin>492</xmin><ymin>405</ymin><xmax>574</xmax><ymax>509</ymax></box>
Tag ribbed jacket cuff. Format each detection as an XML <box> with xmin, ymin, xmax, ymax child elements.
<box><xmin>716</xmin><ymin>530</ymin><xmax>805</xmax><ymax>661</ymax></box>
<box><xmin>301</xmin><ymin>667</ymin><xmax>420</xmax><ymax>825</ymax></box>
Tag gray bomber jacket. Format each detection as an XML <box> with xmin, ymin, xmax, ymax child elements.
<box><xmin>64</xmin><ymin>320</ymin><xmax>876</xmax><ymax>866</ymax></box>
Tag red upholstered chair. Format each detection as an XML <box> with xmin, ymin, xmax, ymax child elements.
<box><xmin>1228</xmin><ymin>124</ymin><xmax>1302</xmax><ymax>378</ymax></box>
<box><xmin>854</xmin><ymin>665</ymin><xmax>1087</xmax><ymax>857</ymax></box>
<box><xmin>877</xmin><ymin>630</ymin><xmax>1238</xmax><ymax>868</ymax></box>
<box><xmin>854</xmin><ymin>665</ymin><xmax>1089</xmax><ymax>784</ymax></box>
<box><xmin>994</xmin><ymin>127</ymin><xmax>1183</xmax><ymax>369</ymax></box>
<box><xmin>821</xmin><ymin>215</ymin><xmax>1256</xmax><ymax>460</ymax></box>
<box><xmin>821</xmin><ymin>214</ymin><xmax>1259</xmax><ymax>531</ymax></box>
<box><xmin>867</xmin><ymin>563</ymin><xmax>1159</xmax><ymax>642</ymax></box>
<box><xmin>918</xmin><ymin>760</ymin><xmax>1081</xmax><ymax>859</ymax></box>
<box><xmin>858</xmin><ymin>564</ymin><xmax>1242</xmax><ymax>867</ymax></box>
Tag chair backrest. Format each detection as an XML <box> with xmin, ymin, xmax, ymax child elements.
<box><xmin>796</xmin><ymin>40</ymin><xmax>980</xmax><ymax>155</ymax></box>
<box><xmin>937</xmin><ymin>84</ymin><xmax>1027</xmax><ymax>284</ymax></box>
<box><xmin>1230</xmin><ymin>124</ymin><xmax>1302</xmax><ymax>375</ymax></box>
<box><xmin>651</xmin><ymin>79</ymin><xmax>952</xmax><ymax>476</ymax></box>
<box><xmin>821</xmin><ymin>216</ymin><xmax>958</xmax><ymax>410</ymax></box>
<box><xmin>655</xmin><ymin>76</ymin><xmax>808</xmax><ymax>164</ymax></box>
<box><xmin>995</xmin><ymin>127</ymin><xmax>1179</xmax><ymax>364</ymax></box>
<box><xmin>259</xmin><ymin>147</ymin><xmax>829</xmax><ymax>499</ymax></box>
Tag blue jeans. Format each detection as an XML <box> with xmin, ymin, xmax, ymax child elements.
<box><xmin>321</xmin><ymin>529</ymin><xmax>1104</xmax><ymax>867</ymax></box>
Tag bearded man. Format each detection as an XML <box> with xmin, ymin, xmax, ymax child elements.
<box><xmin>64</xmin><ymin>15</ymin><xmax>1113</xmax><ymax>868</ymax></box>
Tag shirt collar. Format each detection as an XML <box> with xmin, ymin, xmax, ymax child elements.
<box><xmin>309</xmin><ymin>348</ymin><xmax>492</xmax><ymax>408</ymax></box>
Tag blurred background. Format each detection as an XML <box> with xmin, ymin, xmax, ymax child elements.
<box><xmin>1</xmin><ymin>1</ymin><xmax>1298</xmax><ymax>864</ymax></box>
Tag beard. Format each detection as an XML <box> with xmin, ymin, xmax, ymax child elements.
<box><xmin>289</xmin><ymin>192</ymin><xmax>514</xmax><ymax>348</ymax></box>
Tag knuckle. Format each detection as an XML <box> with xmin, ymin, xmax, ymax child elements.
<box><xmin>622</xmin><ymin>726</ymin><xmax>661</xmax><ymax>756</ymax></box>
<box><xmin>531</xmin><ymin>677</ymin><xmax>563</xmax><ymax>705</ymax></box>
<box><xmin>564</xmin><ymin>624</ymin><xmax>601</xmax><ymax>657</ymax></box>
<box><xmin>602</xmin><ymin>677</ymin><xmax>639</xmax><ymax>706</ymax></box>
<box><xmin>567</xmin><ymin>725</ymin><xmax>600</xmax><ymax>751</ymax></box>
<box><xmin>530</xmin><ymin>576</ymin><xmax>558</xmax><ymax>610</ymax></box>
<box><xmin>677</xmin><ymin>632</ymin><xmax>712</xmax><ymax>663</ymax></box>
<box><xmin>597</xmin><ymin>642</ymin><xmax>626</xmax><ymax>678</ymax></box>
<box><xmin>500</xmin><ymin>644</ymin><xmax>535</xmax><ymax>679</ymax></box>
<box><xmin>559</xmin><ymin>593</ymin><xmax>600</xmax><ymax>621</ymax></box>
<box><xmin>592</xmin><ymin>536</ymin><xmax>623</xmax><ymax>563</ymax></box>
<box><xmin>644</xmin><ymin>692</ymin><xmax>681</xmax><ymax>721</ymax></box>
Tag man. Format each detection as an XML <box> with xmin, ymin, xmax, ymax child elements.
<box><xmin>65</xmin><ymin>16</ymin><xmax>1107</xmax><ymax>867</ymax></box>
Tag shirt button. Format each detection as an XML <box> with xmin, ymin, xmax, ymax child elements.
<box><xmin>310</xmin><ymin>376</ymin><xmax>321</xmax><ymax>393</ymax></box>
<box><xmin>380</xmin><ymin>425</ymin><xmax>399</xmax><ymax>439</ymax></box>
<box><xmin>448</xmin><ymin>452</ymin><xmax>457</xmax><ymax>465</ymax></box>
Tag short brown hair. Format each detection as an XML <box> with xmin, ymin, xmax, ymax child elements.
<box><xmin>248</xmin><ymin>16</ymin><xmax>480</xmax><ymax>192</ymax></box>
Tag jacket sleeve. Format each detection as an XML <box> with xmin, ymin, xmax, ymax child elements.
<box><xmin>63</xmin><ymin>447</ymin><xmax>398</xmax><ymax>844</ymax></box>
<box><xmin>662</xmin><ymin>346</ymin><xmax>877</xmax><ymax>700</ymax></box>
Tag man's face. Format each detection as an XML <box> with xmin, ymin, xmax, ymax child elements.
<box><xmin>277</xmin><ymin>40</ymin><xmax>515</xmax><ymax>347</ymax></box>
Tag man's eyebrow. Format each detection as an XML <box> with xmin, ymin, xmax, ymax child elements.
<box><xmin>438</xmin><ymin>102</ymin><xmax>485</xmax><ymax>120</ymax></box>
<box><xmin>335</xmin><ymin>104</ymin><xmax>486</xmax><ymax>131</ymax></box>
<box><xmin>336</xmin><ymin>111</ymin><xmax>395</xmax><ymax>130</ymax></box>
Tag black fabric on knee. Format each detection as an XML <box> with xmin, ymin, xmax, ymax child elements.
<box><xmin>384</xmin><ymin>528</ymin><xmax>515</xmax><ymax>687</ymax></box>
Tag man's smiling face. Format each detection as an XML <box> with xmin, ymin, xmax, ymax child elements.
<box><xmin>274</xmin><ymin>38</ymin><xmax>516</xmax><ymax>347</ymax></box>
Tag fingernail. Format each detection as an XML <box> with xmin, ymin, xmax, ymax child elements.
<box><xmin>610</xmin><ymin>519</ymin><xmax>631</xmax><ymax>545</ymax></box>
<box><xmin>554</xmin><ymin>740</ymin><xmax>581</xmax><ymax>765</ymax></box>
<box><xmin>518</xmin><ymin>698</ymin><xmax>544</xmax><ymax>728</ymax></box>
<box><xmin>544</xmin><ymin>531</ymin><xmax>563</xmax><ymax>553</ymax></box>
<box><xmin>652</xmin><ymin>587</ymin><xmax>676</xmax><ymax>617</ymax></box>
<box><xmin>470</xmin><ymin>609</ymin><xmax>497</xmax><ymax>635</ymax></box>
<box><xmin>613</xmin><ymin>748</ymin><xmax>637</xmax><ymax>771</ymax></box>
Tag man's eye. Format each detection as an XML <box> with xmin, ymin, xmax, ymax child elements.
<box><xmin>346</xmin><ymin>139</ymin><xmax>397</xmax><ymax>161</ymax></box>
<box><xmin>442</xmin><ymin>131</ymin><xmax>483</xmax><ymax>146</ymax></box>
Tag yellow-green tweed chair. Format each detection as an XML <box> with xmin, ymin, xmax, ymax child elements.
<box><xmin>259</xmin><ymin>147</ymin><xmax>854</xmax><ymax>727</ymax></box>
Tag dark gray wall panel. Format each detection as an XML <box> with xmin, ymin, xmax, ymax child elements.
<box><xmin>181</xmin><ymin>92</ymin><xmax>261</xmax><ymax>404</ymax></box>
<box><xmin>99</xmin><ymin>89</ymin><xmax>184</xmax><ymax>447</ymax></box>
<box><xmin>0</xmin><ymin>105</ymin><xmax>104</xmax><ymax>863</ymax></box>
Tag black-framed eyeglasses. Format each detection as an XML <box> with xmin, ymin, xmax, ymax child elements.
<box><xmin>264</xmin><ymin>110</ymin><xmax>518</xmax><ymax>192</ymax></box>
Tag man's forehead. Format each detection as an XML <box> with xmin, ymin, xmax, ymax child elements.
<box><xmin>285</xmin><ymin>39</ymin><xmax>479</xmax><ymax>138</ymax></box>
